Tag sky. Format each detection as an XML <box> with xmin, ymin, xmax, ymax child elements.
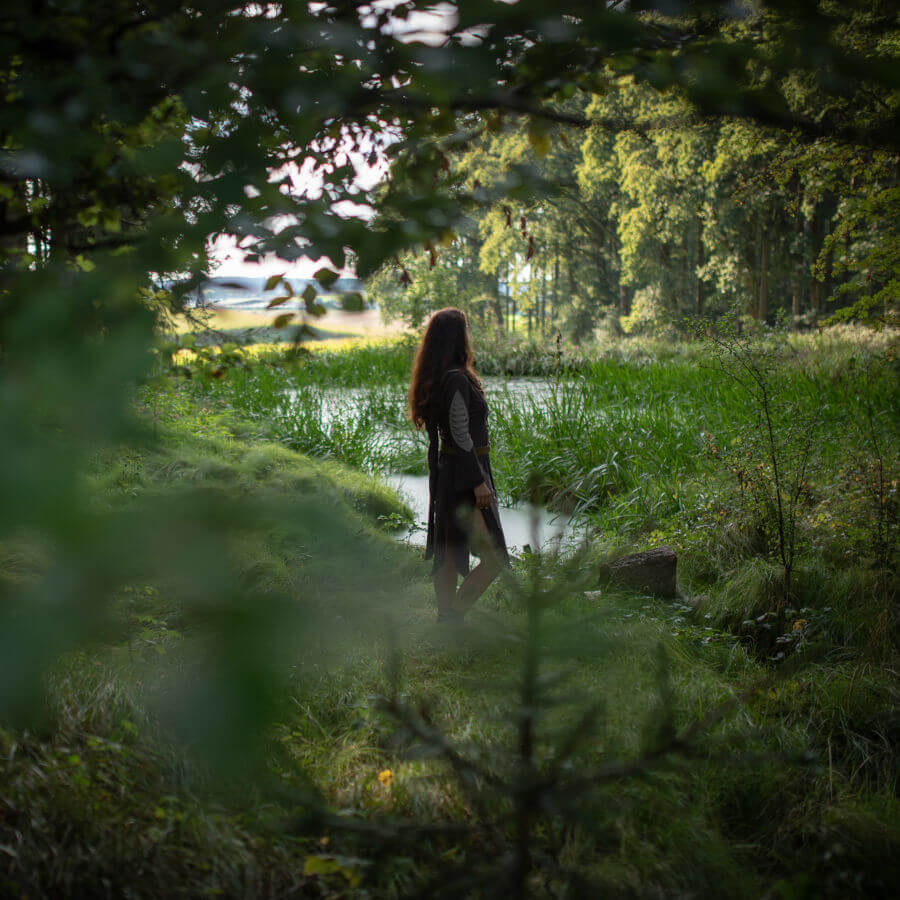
<box><xmin>208</xmin><ymin>150</ymin><xmax>385</xmax><ymax>280</ymax></box>
<box><xmin>209</xmin><ymin>2</ymin><xmax>461</xmax><ymax>280</ymax></box>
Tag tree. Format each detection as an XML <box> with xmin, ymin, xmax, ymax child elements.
<box><xmin>2</xmin><ymin>0</ymin><xmax>898</xmax><ymax>745</ymax></box>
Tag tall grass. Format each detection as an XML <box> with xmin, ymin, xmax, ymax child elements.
<box><xmin>7</xmin><ymin>352</ymin><xmax>897</xmax><ymax>898</ymax></box>
<box><xmin>220</xmin><ymin>362</ymin><xmax>428</xmax><ymax>474</ymax></box>
<box><xmin>203</xmin><ymin>328</ymin><xmax>898</xmax><ymax>654</ymax></box>
<box><xmin>214</xmin><ymin>332</ymin><xmax>895</xmax><ymax>522</ymax></box>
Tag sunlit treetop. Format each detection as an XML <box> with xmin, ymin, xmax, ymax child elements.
<box><xmin>1</xmin><ymin>0</ymin><xmax>896</xmax><ymax>284</ymax></box>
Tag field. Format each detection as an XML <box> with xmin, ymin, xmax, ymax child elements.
<box><xmin>2</xmin><ymin>325</ymin><xmax>897</xmax><ymax>898</ymax></box>
<box><xmin>167</xmin><ymin>306</ymin><xmax>407</xmax><ymax>343</ymax></box>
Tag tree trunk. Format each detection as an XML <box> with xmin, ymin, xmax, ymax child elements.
<box><xmin>492</xmin><ymin>266</ymin><xmax>504</xmax><ymax>328</ymax></box>
<box><xmin>618</xmin><ymin>282</ymin><xmax>630</xmax><ymax>317</ymax></box>
<box><xmin>564</xmin><ymin>258</ymin><xmax>575</xmax><ymax>325</ymax></box>
<box><xmin>695</xmin><ymin>214</ymin><xmax>704</xmax><ymax>317</ymax></box>
<box><xmin>539</xmin><ymin>264</ymin><xmax>546</xmax><ymax>338</ymax></box>
<box><xmin>807</xmin><ymin>198</ymin><xmax>834</xmax><ymax>323</ymax></box>
<box><xmin>811</xmin><ymin>279</ymin><xmax>822</xmax><ymax>321</ymax></box>
<box><xmin>550</xmin><ymin>246</ymin><xmax>559</xmax><ymax>336</ymax></box>
<box><xmin>792</xmin><ymin>278</ymin><xmax>801</xmax><ymax>329</ymax></box>
<box><xmin>758</xmin><ymin>229</ymin><xmax>769</xmax><ymax>322</ymax></box>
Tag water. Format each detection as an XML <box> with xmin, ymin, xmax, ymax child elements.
<box><xmin>282</xmin><ymin>377</ymin><xmax>585</xmax><ymax>551</ymax></box>
<box><xmin>280</xmin><ymin>378</ymin><xmax>560</xmax><ymax>472</ymax></box>
<box><xmin>283</xmin><ymin>377</ymin><xmax>555</xmax><ymax>428</ymax></box>
<box><xmin>384</xmin><ymin>473</ymin><xmax>580</xmax><ymax>554</ymax></box>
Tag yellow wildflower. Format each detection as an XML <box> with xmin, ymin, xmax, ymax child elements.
<box><xmin>792</xmin><ymin>619</ymin><xmax>809</xmax><ymax>632</ymax></box>
<box><xmin>378</xmin><ymin>768</ymin><xmax>393</xmax><ymax>787</ymax></box>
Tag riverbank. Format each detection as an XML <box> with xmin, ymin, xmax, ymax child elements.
<box><xmin>2</xmin><ymin>340</ymin><xmax>898</xmax><ymax>897</ymax></box>
<box><xmin>208</xmin><ymin>328</ymin><xmax>897</xmax><ymax>649</ymax></box>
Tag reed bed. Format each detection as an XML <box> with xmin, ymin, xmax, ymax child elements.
<box><xmin>215</xmin><ymin>334</ymin><xmax>895</xmax><ymax>538</ymax></box>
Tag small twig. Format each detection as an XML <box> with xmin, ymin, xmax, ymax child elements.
<box><xmin>378</xmin><ymin>694</ymin><xmax>508</xmax><ymax>792</ymax></box>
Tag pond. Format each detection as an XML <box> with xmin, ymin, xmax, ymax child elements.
<box><xmin>283</xmin><ymin>377</ymin><xmax>560</xmax><ymax>429</ymax></box>
<box><xmin>384</xmin><ymin>472</ymin><xmax>581</xmax><ymax>554</ymax></box>
<box><xmin>281</xmin><ymin>378</ymin><xmax>586</xmax><ymax>551</ymax></box>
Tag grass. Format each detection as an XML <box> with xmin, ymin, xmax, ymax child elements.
<box><xmin>2</xmin><ymin>327</ymin><xmax>898</xmax><ymax>897</ymax></box>
<box><xmin>209</xmin><ymin>329</ymin><xmax>896</xmax><ymax>616</ymax></box>
<box><xmin>195</xmin><ymin>323</ymin><xmax>896</xmax><ymax>651</ymax></box>
<box><xmin>6</xmin><ymin>536</ymin><xmax>897</xmax><ymax>895</ymax></box>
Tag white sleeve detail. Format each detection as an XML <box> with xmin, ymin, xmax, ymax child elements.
<box><xmin>448</xmin><ymin>390</ymin><xmax>474</xmax><ymax>451</ymax></box>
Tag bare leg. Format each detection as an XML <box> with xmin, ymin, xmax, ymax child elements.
<box><xmin>433</xmin><ymin>539</ymin><xmax>458</xmax><ymax>618</ymax></box>
<box><xmin>454</xmin><ymin>510</ymin><xmax>502</xmax><ymax>616</ymax></box>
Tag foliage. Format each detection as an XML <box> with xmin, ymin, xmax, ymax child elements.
<box><xmin>704</xmin><ymin>320</ymin><xmax>819</xmax><ymax>611</ymax></box>
<box><xmin>366</xmin><ymin>246</ymin><xmax>467</xmax><ymax>329</ymax></box>
<box><xmin>2</xmin><ymin>351</ymin><xmax>898</xmax><ymax>896</ymax></box>
<box><xmin>203</xmin><ymin>327</ymin><xmax>895</xmax><ymax>679</ymax></box>
<box><xmin>366</xmin><ymin>8</ymin><xmax>898</xmax><ymax>336</ymax></box>
<box><xmin>2</xmin><ymin>1</ymin><xmax>899</xmax><ymax>894</ymax></box>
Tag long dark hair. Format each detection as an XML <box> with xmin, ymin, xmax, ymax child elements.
<box><xmin>408</xmin><ymin>307</ymin><xmax>482</xmax><ymax>429</ymax></box>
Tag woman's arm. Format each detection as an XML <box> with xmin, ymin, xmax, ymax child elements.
<box><xmin>445</xmin><ymin>371</ymin><xmax>489</xmax><ymax>497</ymax></box>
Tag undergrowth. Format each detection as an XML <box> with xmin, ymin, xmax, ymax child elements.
<box><xmin>2</xmin><ymin>331</ymin><xmax>898</xmax><ymax>898</ymax></box>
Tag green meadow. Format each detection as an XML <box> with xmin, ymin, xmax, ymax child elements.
<box><xmin>5</xmin><ymin>326</ymin><xmax>894</xmax><ymax>897</ymax></box>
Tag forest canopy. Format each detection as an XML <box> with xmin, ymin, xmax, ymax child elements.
<box><xmin>363</xmin><ymin>3</ymin><xmax>899</xmax><ymax>334</ymax></box>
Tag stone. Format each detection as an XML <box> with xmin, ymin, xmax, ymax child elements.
<box><xmin>607</xmin><ymin>546</ymin><xmax>677</xmax><ymax>598</ymax></box>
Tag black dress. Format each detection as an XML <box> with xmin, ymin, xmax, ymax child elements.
<box><xmin>424</xmin><ymin>367</ymin><xmax>509</xmax><ymax>576</ymax></box>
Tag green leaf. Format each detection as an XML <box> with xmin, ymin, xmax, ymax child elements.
<box><xmin>102</xmin><ymin>211</ymin><xmax>122</xmax><ymax>233</ymax></box>
<box><xmin>264</xmin><ymin>273</ymin><xmax>284</xmax><ymax>291</ymax></box>
<box><xmin>303</xmin><ymin>856</ymin><xmax>344</xmax><ymax>878</ymax></box>
<box><xmin>302</xmin><ymin>856</ymin><xmax>363</xmax><ymax>886</ymax></box>
<box><xmin>528</xmin><ymin>122</ymin><xmax>551</xmax><ymax>158</ymax></box>
<box><xmin>77</xmin><ymin>208</ymin><xmax>100</xmax><ymax>227</ymax></box>
<box><xmin>273</xmin><ymin>313</ymin><xmax>294</xmax><ymax>328</ymax></box>
<box><xmin>266</xmin><ymin>295</ymin><xmax>292</xmax><ymax>309</ymax></box>
<box><xmin>314</xmin><ymin>268</ymin><xmax>338</xmax><ymax>288</ymax></box>
<box><xmin>301</xmin><ymin>284</ymin><xmax>318</xmax><ymax>304</ymax></box>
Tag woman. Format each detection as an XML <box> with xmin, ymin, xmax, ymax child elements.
<box><xmin>408</xmin><ymin>308</ymin><xmax>508</xmax><ymax>622</ymax></box>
